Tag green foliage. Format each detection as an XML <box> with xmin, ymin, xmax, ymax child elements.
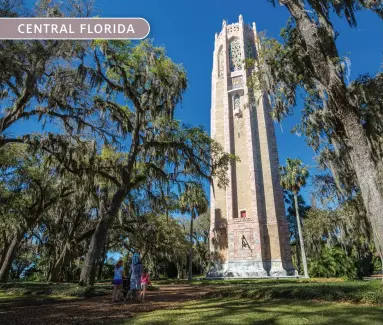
<box><xmin>304</xmin><ymin>196</ymin><xmax>375</xmax><ymax>277</ymax></box>
<box><xmin>0</xmin><ymin>1</ymin><xmax>235</xmax><ymax>286</ymax></box>
<box><xmin>309</xmin><ymin>247</ymin><xmax>358</xmax><ymax>280</ymax></box>
<box><xmin>284</xmin><ymin>192</ymin><xmax>310</xmax><ymax>239</ymax></box>
<box><xmin>372</xmin><ymin>253</ymin><xmax>383</xmax><ymax>273</ymax></box>
<box><xmin>254</xmin><ymin>1</ymin><xmax>383</xmax><ymax>211</ymax></box>
<box><xmin>79</xmin><ymin>37</ymin><xmax>234</xmax><ymax>284</ymax></box>
<box><xmin>192</xmin><ymin>212</ymin><xmax>210</xmax><ymax>274</ymax></box>
<box><xmin>0</xmin><ymin>33</ymin><xmax>94</xmax><ymax>146</ymax></box>
<box><xmin>122</xmin><ymin>213</ymin><xmax>190</xmax><ymax>278</ymax></box>
<box><xmin>179</xmin><ymin>184</ymin><xmax>208</xmax><ymax>217</ymax></box>
<box><xmin>267</xmin><ymin>0</ymin><xmax>383</xmax><ymax>26</ymax></box>
<box><xmin>0</xmin><ymin>35</ymin><xmax>234</xmax><ymax>286</ymax></box>
<box><xmin>0</xmin><ymin>144</ymin><xmax>98</xmax><ymax>282</ymax></box>
<box><xmin>279</xmin><ymin>158</ymin><xmax>309</xmax><ymax>194</ymax></box>
<box><xmin>100</xmin><ymin>263</ymin><xmax>114</xmax><ymax>280</ymax></box>
<box><xmin>24</xmin><ymin>269</ymin><xmax>48</xmax><ymax>282</ymax></box>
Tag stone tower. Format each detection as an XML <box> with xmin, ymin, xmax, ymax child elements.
<box><xmin>208</xmin><ymin>15</ymin><xmax>295</xmax><ymax>278</ymax></box>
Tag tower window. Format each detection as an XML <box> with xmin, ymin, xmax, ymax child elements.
<box><xmin>246</xmin><ymin>40</ymin><xmax>256</xmax><ymax>59</ymax></box>
<box><xmin>240</xmin><ymin>210</ymin><xmax>247</xmax><ymax>218</ymax></box>
<box><xmin>233</xmin><ymin>94</ymin><xmax>242</xmax><ymax>118</ymax></box>
<box><xmin>229</xmin><ymin>39</ymin><xmax>242</xmax><ymax>72</ymax></box>
<box><xmin>234</xmin><ymin>94</ymin><xmax>240</xmax><ymax>111</ymax></box>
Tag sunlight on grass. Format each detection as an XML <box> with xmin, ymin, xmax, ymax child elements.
<box><xmin>0</xmin><ymin>292</ymin><xmax>22</xmax><ymax>300</ymax></box>
<box><xmin>126</xmin><ymin>298</ymin><xmax>383</xmax><ymax>325</ymax></box>
<box><xmin>0</xmin><ymin>291</ymin><xmax>76</xmax><ymax>301</ymax></box>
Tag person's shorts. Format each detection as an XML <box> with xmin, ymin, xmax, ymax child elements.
<box><xmin>113</xmin><ymin>279</ymin><xmax>123</xmax><ymax>285</ymax></box>
<box><xmin>130</xmin><ymin>278</ymin><xmax>141</xmax><ymax>290</ymax></box>
<box><xmin>141</xmin><ymin>283</ymin><xmax>148</xmax><ymax>290</ymax></box>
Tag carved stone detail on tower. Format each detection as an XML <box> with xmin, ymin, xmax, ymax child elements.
<box><xmin>228</xmin><ymin>76</ymin><xmax>243</xmax><ymax>90</ymax></box>
<box><xmin>227</xmin><ymin>23</ymin><xmax>240</xmax><ymax>35</ymax></box>
<box><xmin>208</xmin><ymin>15</ymin><xmax>296</xmax><ymax>279</ymax></box>
<box><xmin>218</xmin><ymin>47</ymin><xmax>224</xmax><ymax>79</ymax></box>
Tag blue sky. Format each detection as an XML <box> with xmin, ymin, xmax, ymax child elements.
<box><xmin>11</xmin><ymin>0</ymin><xmax>383</xmax><ymax>205</ymax></box>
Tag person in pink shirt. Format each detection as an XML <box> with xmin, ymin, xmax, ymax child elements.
<box><xmin>139</xmin><ymin>268</ymin><xmax>151</xmax><ymax>302</ymax></box>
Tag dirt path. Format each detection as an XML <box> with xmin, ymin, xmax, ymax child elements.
<box><xmin>0</xmin><ymin>285</ymin><xmax>216</xmax><ymax>325</ymax></box>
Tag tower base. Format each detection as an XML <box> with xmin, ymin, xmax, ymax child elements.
<box><xmin>207</xmin><ymin>260</ymin><xmax>296</xmax><ymax>278</ymax></box>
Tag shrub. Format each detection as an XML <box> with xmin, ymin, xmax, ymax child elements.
<box><xmin>372</xmin><ymin>256</ymin><xmax>383</xmax><ymax>273</ymax></box>
<box><xmin>309</xmin><ymin>247</ymin><xmax>357</xmax><ymax>280</ymax></box>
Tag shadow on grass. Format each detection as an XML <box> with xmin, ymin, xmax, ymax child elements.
<box><xmin>206</xmin><ymin>280</ymin><xmax>383</xmax><ymax>304</ymax></box>
<box><xmin>124</xmin><ymin>298</ymin><xmax>383</xmax><ymax>325</ymax></box>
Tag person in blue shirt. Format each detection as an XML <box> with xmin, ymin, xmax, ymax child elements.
<box><xmin>112</xmin><ymin>259</ymin><xmax>125</xmax><ymax>302</ymax></box>
<box><xmin>128</xmin><ymin>251</ymin><xmax>142</xmax><ymax>299</ymax></box>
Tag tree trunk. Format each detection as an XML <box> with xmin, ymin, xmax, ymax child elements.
<box><xmin>48</xmin><ymin>227</ymin><xmax>95</xmax><ymax>282</ymax></box>
<box><xmin>97</xmin><ymin>238</ymin><xmax>109</xmax><ymax>280</ymax></box>
<box><xmin>0</xmin><ymin>238</ymin><xmax>10</xmax><ymax>271</ymax></box>
<box><xmin>79</xmin><ymin>187</ymin><xmax>126</xmax><ymax>286</ymax></box>
<box><xmin>176</xmin><ymin>262</ymin><xmax>182</xmax><ymax>279</ymax></box>
<box><xmin>341</xmin><ymin>108</ymin><xmax>383</xmax><ymax>257</ymax></box>
<box><xmin>48</xmin><ymin>245</ymin><xmax>71</xmax><ymax>282</ymax></box>
<box><xmin>79</xmin><ymin>217</ymin><xmax>109</xmax><ymax>285</ymax></box>
<box><xmin>294</xmin><ymin>194</ymin><xmax>309</xmax><ymax>278</ymax></box>
<box><xmin>49</xmin><ymin>261</ymin><xmax>62</xmax><ymax>283</ymax></box>
<box><xmin>295</xmin><ymin>218</ymin><xmax>301</xmax><ymax>274</ymax></box>
<box><xmin>188</xmin><ymin>211</ymin><xmax>195</xmax><ymax>282</ymax></box>
<box><xmin>97</xmin><ymin>260</ymin><xmax>103</xmax><ymax>281</ymax></box>
<box><xmin>0</xmin><ymin>214</ymin><xmax>42</xmax><ymax>282</ymax></box>
<box><xmin>0</xmin><ymin>232</ymin><xmax>23</xmax><ymax>282</ymax></box>
<box><xmin>284</xmin><ymin>0</ymin><xmax>383</xmax><ymax>259</ymax></box>
<box><xmin>79</xmin><ymin>100</ymin><xmax>142</xmax><ymax>285</ymax></box>
<box><xmin>380</xmin><ymin>253</ymin><xmax>383</xmax><ymax>283</ymax></box>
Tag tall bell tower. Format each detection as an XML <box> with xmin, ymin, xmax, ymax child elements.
<box><xmin>208</xmin><ymin>15</ymin><xmax>295</xmax><ymax>277</ymax></box>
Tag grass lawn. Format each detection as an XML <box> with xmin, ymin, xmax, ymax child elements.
<box><xmin>0</xmin><ymin>280</ymin><xmax>159</xmax><ymax>300</ymax></box>
<box><xmin>206</xmin><ymin>279</ymin><xmax>383</xmax><ymax>304</ymax></box>
<box><xmin>154</xmin><ymin>278</ymin><xmax>383</xmax><ymax>304</ymax></box>
<box><xmin>124</xmin><ymin>298</ymin><xmax>383</xmax><ymax>325</ymax></box>
<box><xmin>1</xmin><ymin>278</ymin><xmax>382</xmax><ymax>325</ymax></box>
<box><xmin>0</xmin><ymin>281</ymin><xmax>110</xmax><ymax>299</ymax></box>
<box><xmin>125</xmin><ymin>279</ymin><xmax>383</xmax><ymax>325</ymax></box>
